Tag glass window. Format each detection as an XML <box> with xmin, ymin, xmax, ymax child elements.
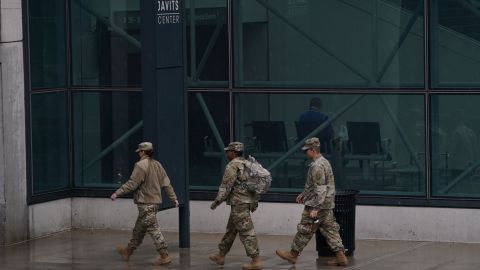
<box><xmin>186</xmin><ymin>0</ymin><xmax>229</xmax><ymax>87</ymax></box>
<box><xmin>188</xmin><ymin>92</ymin><xmax>230</xmax><ymax>190</ymax></box>
<box><xmin>71</xmin><ymin>0</ymin><xmax>141</xmax><ymax>86</ymax></box>
<box><xmin>28</xmin><ymin>0</ymin><xmax>66</xmax><ymax>89</ymax></box>
<box><xmin>431</xmin><ymin>95</ymin><xmax>480</xmax><ymax>197</ymax></box>
<box><xmin>31</xmin><ymin>92</ymin><xmax>69</xmax><ymax>193</ymax></box>
<box><xmin>430</xmin><ymin>0</ymin><xmax>480</xmax><ymax>88</ymax></box>
<box><xmin>235</xmin><ymin>93</ymin><xmax>425</xmax><ymax>195</ymax></box>
<box><xmin>73</xmin><ymin>91</ymin><xmax>142</xmax><ymax>188</ymax></box>
<box><xmin>233</xmin><ymin>0</ymin><xmax>424</xmax><ymax>88</ymax></box>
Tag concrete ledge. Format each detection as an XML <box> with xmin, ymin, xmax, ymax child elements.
<box><xmin>28</xmin><ymin>198</ymin><xmax>480</xmax><ymax>244</ymax></box>
<box><xmin>357</xmin><ymin>205</ymin><xmax>480</xmax><ymax>243</ymax></box>
<box><xmin>29</xmin><ymin>198</ymin><xmax>71</xmax><ymax>239</ymax></box>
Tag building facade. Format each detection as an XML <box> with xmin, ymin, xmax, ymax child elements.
<box><xmin>2</xmin><ymin>0</ymin><xmax>480</xmax><ymax>245</ymax></box>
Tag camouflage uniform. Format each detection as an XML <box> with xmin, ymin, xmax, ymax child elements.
<box><xmin>212</xmin><ymin>142</ymin><xmax>259</xmax><ymax>258</ymax></box>
<box><xmin>115</xmin><ymin>154</ymin><xmax>177</xmax><ymax>252</ymax></box>
<box><xmin>292</xmin><ymin>138</ymin><xmax>344</xmax><ymax>254</ymax></box>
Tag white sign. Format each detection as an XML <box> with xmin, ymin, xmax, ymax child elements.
<box><xmin>157</xmin><ymin>0</ymin><xmax>180</xmax><ymax>25</ymax></box>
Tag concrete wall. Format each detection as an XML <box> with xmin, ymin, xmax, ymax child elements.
<box><xmin>29</xmin><ymin>198</ymin><xmax>72</xmax><ymax>239</ymax></box>
<box><xmin>66</xmin><ymin>199</ymin><xmax>480</xmax><ymax>244</ymax></box>
<box><xmin>0</xmin><ymin>0</ymin><xmax>28</xmax><ymax>245</ymax></box>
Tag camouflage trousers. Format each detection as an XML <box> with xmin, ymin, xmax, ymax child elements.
<box><xmin>127</xmin><ymin>204</ymin><xmax>167</xmax><ymax>252</ymax></box>
<box><xmin>218</xmin><ymin>204</ymin><xmax>259</xmax><ymax>258</ymax></box>
<box><xmin>291</xmin><ymin>207</ymin><xmax>344</xmax><ymax>254</ymax></box>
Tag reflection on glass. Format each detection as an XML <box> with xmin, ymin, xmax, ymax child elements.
<box><xmin>186</xmin><ymin>0</ymin><xmax>229</xmax><ymax>87</ymax></box>
<box><xmin>71</xmin><ymin>0</ymin><xmax>141</xmax><ymax>86</ymax></box>
<box><xmin>234</xmin><ymin>0</ymin><xmax>424</xmax><ymax>88</ymax></box>
<box><xmin>188</xmin><ymin>92</ymin><xmax>229</xmax><ymax>190</ymax></box>
<box><xmin>431</xmin><ymin>95</ymin><xmax>480</xmax><ymax>197</ymax></box>
<box><xmin>235</xmin><ymin>93</ymin><xmax>425</xmax><ymax>195</ymax></box>
<box><xmin>29</xmin><ymin>0</ymin><xmax>66</xmax><ymax>88</ymax></box>
<box><xmin>73</xmin><ymin>91</ymin><xmax>142</xmax><ymax>187</ymax></box>
<box><xmin>31</xmin><ymin>92</ymin><xmax>69</xmax><ymax>193</ymax></box>
<box><xmin>430</xmin><ymin>0</ymin><xmax>480</xmax><ymax>88</ymax></box>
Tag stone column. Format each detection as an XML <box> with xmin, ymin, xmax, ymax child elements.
<box><xmin>0</xmin><ymin>0</ymin><xmax>28</xmax><ymax>245</ymax></box>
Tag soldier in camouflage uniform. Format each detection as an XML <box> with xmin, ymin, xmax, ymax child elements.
<box><xmin>276</xmin><ymin>137</ymin><xmax>348</xmax><ymax>266</ymax></box>
<box><xmin>209</xmin><ymin>142</ymin><xmax>262</xmax><ymax>270</ymax></box>
<box><xmin>110</xmin><ymin>142</ymin><xmax>179</xmax><ymax>266</ymax></box>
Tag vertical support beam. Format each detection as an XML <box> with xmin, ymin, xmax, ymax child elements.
<box><xmin>141</xmin><ymin>0</ymin><xmax>189</xmax><ymax>248</ymax></box>
<box><xmin>1</xmin><ymin>0</ymin><xmax>28</xmax><ymax>245</ymax></box>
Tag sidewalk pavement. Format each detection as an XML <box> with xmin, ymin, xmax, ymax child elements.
<box><xmin>1</xmin><ymin>229</ymin><xmax>480</xmax><ymax>270</ymax></box>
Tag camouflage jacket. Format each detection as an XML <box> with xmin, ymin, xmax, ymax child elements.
<box><xmin>301</xmin><ymin>155</ymin><xmax>335</xmax><ymax>209</ymax></box>
<box><xmin>115</xmin><ymin>156</ymin><xmax>177</xmax><ymax>204</ymax></box>
<box><xmin>214</xmin><ymin>157</ymin><xmax>255</xmax><ymax>205</ymax></box>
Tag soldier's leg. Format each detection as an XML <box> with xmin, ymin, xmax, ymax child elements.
<box><xmin>127</xmin><ymin>205</ymin><xmax>149</xmax><ymax>250</ymax></box>
<box><xmin>291</xmin><ymin>207</ymin><xmax>316</xmax><ymax>254</ymax></box>
<box><xmin>317</xmin><ymin>209</ymin><xmax>345</xmax><ymax>252</ymax></box>
<box><xmin>143</xmin><ymin>204</ymin><xmax>168</xmax><ymax>251</ymax></box>
<box><xmin>233</xmin><ymin>204</ymin><xmax>259</xmax><ymax>258</ymax></box>
<box><xmin>218</xmin><ymin>208</ymin><xmax>238</xmax><ymax>255</ymax></box>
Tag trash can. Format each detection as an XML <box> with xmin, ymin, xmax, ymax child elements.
<box><xmin>316</xmin><ymin>189</ymin><xmax>358</xmax><ymax>257</ymax></box>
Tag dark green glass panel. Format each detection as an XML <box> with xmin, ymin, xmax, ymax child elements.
<box><xmin>71</xmin><ymin>0</ymin><xmax>141</xmax><ymax>86</ymax></box>
<box><xmin>431</xmin><ymin>95</ymin><xmax>480</xmax><ymax>197</ymax></box>
<box><xmin>73</xmin><ymin>91</ymin><xmax>142</xmax><ymax>187</ymax></box>
<box><xmin>234</xmin><ymin>0</ymin><xmax>424</xmax><ymax>88</ymax></box>
<box><xmin>188</xmin><ymin>92</ymin><xmax>229</xmax><ymax>190</ymax></box>
<box><xmin>31</xmin><ymin>92</ymin><xmax>69</xmax><ymax>193</ymax></box>
<box><xmin>186</xmin><ymin>0</ymin><xmax>228</xmax><ymax>87</ymax></box>
<box><xmin>234</xmin><ymin>93</ymin><xmax>425</xmax><ymax>195</ymax></box>
<box><xmin>28</xmin><ymin>0</ymin><xmax>66</xmax><ymax>88</ymax></box>
<box><xmin>430</xmin><ymin>0</ymin><xmax>480</xmax><ymax>88</ymax></box>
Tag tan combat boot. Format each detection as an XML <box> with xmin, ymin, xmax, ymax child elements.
<box><xmin>242</xmin><ymin>256</ymin><xmax>262</xmax><ymax>270</ymax></box>
<box><xmin>326</xmin><ymin>250</ymin><xmax>348</xmax><ymax>266</ymax></box>
<box><xmin>208</xmin><ymin>253</ymin><xmax>225</xmax><ymax>265</ymax></box>
<box><xmin>275</xmin><ymin>249</ymin><xmax>299</xmax><ymax>264</ymax></box>
<box><xmin>153</xmin><ymin>249</ymin><xmax>172</xmax><ymax>265</ymax></box>
<box><xmin>116</xmin><ymin>245</ymin><xmax>133</xmax><ymax>261</ymax></box>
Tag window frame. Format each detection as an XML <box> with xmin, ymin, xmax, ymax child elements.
<box><xmin>24</xmin><ymin>0</ymin><xmax>480</xmax><ymax>208</ymax></box>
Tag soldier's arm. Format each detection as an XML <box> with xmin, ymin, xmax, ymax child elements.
<box><xmin>311</xmin><ymin>165</ymin><xmax>328</xmax><ymax>209</ymax></box>
<box><xmin>214</xmin><ymin>163</ymin><xmax>237</xmax><ymax>204</ymax></box>
<box><xmin>115</xmin><ymin>164</ymin><xmax>145</xmax><ymax>197</ymax></box>
<box><xmin>163</xmin><ymin>185</ymin><xmax>178</xmax><ymax>202</ymax></box>
<box><xmin>157</xmin><ymin>164</ymin><xmax>178</xmax><ymax>201</ymax></box>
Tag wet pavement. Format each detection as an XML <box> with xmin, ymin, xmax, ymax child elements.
<box><xmin>1</xmin><ymin>230</ymin><xmax>480</xmax><ymax>269</ymax></box>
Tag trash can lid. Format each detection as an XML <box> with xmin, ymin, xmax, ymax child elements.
<box><xmin>335</xmin><ymin>190</ymin><xmax>359</xmax><ymax>196</ymax></box>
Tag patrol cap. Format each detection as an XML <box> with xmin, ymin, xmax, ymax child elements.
<box><xmin>135</xmin><ymin>142</ymin><xmax>153</xmax><ymax>152</ymax></box>
<box><xmin>301</xmin><ymin>137</ymin><xmax>320</xmax><ymax>151</ymax></box>
<box><xmin>224</xmin><ymin>141</ymin><xmax>244</xmax><ymax>152</ymax></box>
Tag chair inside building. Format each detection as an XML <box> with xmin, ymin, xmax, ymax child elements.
<box><xmin>344</xmin><ymin>121</ymin><xmax>391</xmax><ymax>184</ymax></box>
<box><xmin>346</xmin><ymin>121</ymin><xmax>383</xmax><ymax>155</ymax></box>
<box><xmin>251</xmin><ymin>121</ymin><xmax>288</xmax><ymax>152</ymax></box>
<box><xmin>295</xmin><ymin>121</ymin><xmax>333</xmax><ymax>154</ymax></box>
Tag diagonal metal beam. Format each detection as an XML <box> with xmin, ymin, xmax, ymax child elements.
<box><xmin>378</xmin><ymin>96</ymin><xmax>423</xmax><ymax>172</ymax></box>
<box><xmin>81</xmin><ymin>121</ymin><xmax>143</xmax><ymax>172</ymax></box>
<box><xmin>195</xmin><ymin>93</ymin><xmax>227</xmax><ymax>163</ymax></box>
<box><xmin>194</xmin><ymin>14</ymin><xmax>225</xmax><ymax>80</ymax></box>
<box><xmin>267</xmin><ymin>95</ymin><xmax>365</xmax><ymax>171</ymax></box>
<box><xmin>73</xmin><ymin>0</ymin><xmax>141</xmax><ymax>48</ymax></box>
<box><xmin>255</xmin><ymin>0</ymin><xmax>370</xmax><ymax>83</ymax></box>
<box><xmin>376</xmin><ymin>1</ymin><xmax>423</xmax><ymax>83</ymax></box>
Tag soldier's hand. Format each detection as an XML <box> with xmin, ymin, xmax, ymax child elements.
<box><xmin>173</xmin><ymin>199</ymin><xmax>179</xmax><ymax>208</ymax></box>
<box><xmin>210</xmin><ymin>200</ymin><xmax>219</xmax><ymax>210</ymax></box>
<box><xmin>250</xmin><ymin>202</ymin><xmax>258</xmax><ymax>212</ymax></box>
<box><xmin>310</xmin><ymin>209</ymin><xmax>318</xmax><ymax>218</ymax></box>
<box><xmin>110</xmin><ymin>193</ymin><xmax>117</xmax><ymax>201</ymax></box>
<box><xmin>296</xmin><ymin>194</ymin><xmax>304</xmax><ymax>204</ymax></box>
